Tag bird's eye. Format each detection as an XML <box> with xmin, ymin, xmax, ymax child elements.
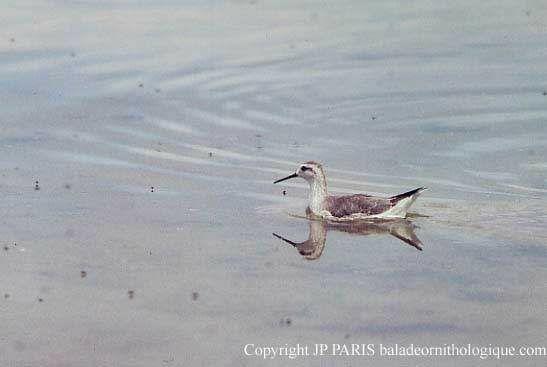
<box><xmin>301</xmin><ymin>166</ymin><xmax>311</xmax><ymax>171</ymax></box>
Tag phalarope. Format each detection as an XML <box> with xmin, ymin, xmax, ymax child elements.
<box><xmin>274</xmin><ymin>161</ymin><xmax>426</xmax><ymax>220</ymax></box>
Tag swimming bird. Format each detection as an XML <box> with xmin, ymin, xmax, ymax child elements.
<box><xmin>274</xmin><ymin>161</ymin><xmax>426</xmax><ymax>220</ymax></box>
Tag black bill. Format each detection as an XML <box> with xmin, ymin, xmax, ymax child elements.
<box><xmin>273</xmin><ymin>173</ymin><xmax>298</xmax><ymax>184</ymax></box>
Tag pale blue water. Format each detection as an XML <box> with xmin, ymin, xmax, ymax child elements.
<box><xmin>1</xmin><ymin>1</ymin><xmax>546</xmax><ymax>366</ymax></box>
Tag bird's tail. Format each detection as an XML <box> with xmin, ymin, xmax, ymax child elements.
<box><xmin>389</xmin><ymin>187</ymin><xmax>428</xmax><ymax>204</ymax></box>
<box><xmin>383</xmin><ymin>187</ymin><xmax>427</xmax><ymax>218</ymax></box>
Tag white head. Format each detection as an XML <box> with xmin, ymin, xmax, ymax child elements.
<box><xmin>273</xmin><ymin>161</ymin><xmax>326</xmax><ymax>185</ymax></box>
<box><xmin>274</xmin><ymin>161</ymin><xmax>328</xmax><ymax>215</ymax></box>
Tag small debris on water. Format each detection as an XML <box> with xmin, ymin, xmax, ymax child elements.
<box><xmin>37</xmin><ymin>297</ymin><xmax>44</xmax><ymax>303</ymax></box>
<box><xmin>128</xmin><ymin>290</ymin><xmax>135</xmax><ymax>299</ymax></box>
<box><xmin>64</xmin><ymin>183</ymin><xmax>71</xmax><ymax>190</ymax></box>
<box><xmin>150</xmin><ymin>186</ymin><xmax>155</xmax><ymax>193</ymax></box>
<box><xmin>3</xmin><ymin>246</ymin><xmax>8</xmax><ymax>251</ymax></box>
<box><xmin>192</xmin><ymin>292</ymin><xmax>199</xmax><ymax>301</ymax></box>
<box><xmin>208</xmin><ymin>152</ymin><xmax>213</xmax><ymax>157</ymax></box>
<box><xmin>279</xmin><ymin>317</ymin><xmax>292</xmax><ymax>327</ymax></box>
<box><xmin>138</xmin><ymin>83</ymin><xmax>144</xmax><ymax>88</ymax></box>
<box><xmin>155</xmin><ymin>88</ymin><xmax>161</xmax><ymax>93</ymax></box>
<box><xmin>10</xmin><ymin>38</ymin><xmax>15</xmax><ymax>43</ymax></box>
<box><xmin>4</xmin><ymin>293</ymin><xmax>9</xmax><ymax>299</ymax></box>
<box><xmin>371</xmin><ymin>115</ymin><xmax>377</xmax><ymax>120</ymax></box>
<box><xmin>80</xmin><ymin>270</ymin><xmax>87</xmax><ymax>278</ymax></box>
<box><xmin>34</xmin><ymin>180</ymin><xmax>40</xmax><ymax>191</ymax></box>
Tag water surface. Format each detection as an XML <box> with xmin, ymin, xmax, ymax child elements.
<box><xmin>1</xmin><ymin>1</ymin><xmax>546</xmax><ymax>366</ymax></box>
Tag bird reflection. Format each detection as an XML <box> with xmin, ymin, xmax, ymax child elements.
<box><xmin>273</xmin><ymin>218</ymin><xmax>423</xmax><ymax>260</ymax></box>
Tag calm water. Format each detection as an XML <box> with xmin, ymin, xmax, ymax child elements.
<box><xmin>1</xmin><ymin>1</ymin><xmax>546</xmax><ymax>366</ymax></box>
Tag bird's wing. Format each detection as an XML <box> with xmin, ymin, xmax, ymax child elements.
<box><xmin>326</xmin><ymin>194</ymin><xmax>392</xmax><ymax>217</ymax></box>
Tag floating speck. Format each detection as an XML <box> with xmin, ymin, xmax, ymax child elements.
<box><xmin>344</xmin><ymin>333</ymin><xmax>350</xmax><ymax>339</ymax></box>
<box><xmin>4</xmin><ymin>293</ymin><xmax>9</xmax><ymax>299</ymax></box>
<box><xmin>128</xmin><ymin>290</ymin><xmax>135</xmax><ymax>299</ymax></box>
<box><xmin>208</xmin><ymin>152</ymin><xmax>213</xmax><ymax>157</ymax></box>
<box><xmin>155</xmin><ymin>88</ymin><xmax>161</xmax><ymax>93</ymax></box>
<box><xmin>150</xmin><ymin>186</ymin><xmax>155</xmax><ymax>193</ymax></box>
<box><xmin>80</xmin><ymin>270</ymin><xmax>87</xmax><ymax>278</ymax></box>
<box><xmin>64</xmin><ymin>183</ymin><xmax>71</xmax><ymax>189</ymax></box>
<box><xmin>37</xmin><ymin>297</ymin><xmax>43</xmax><ymax>303</ymax></box>
<box><xmin>3</xmin><ymin>246</ymin><xmax>8</xmax><ymax>251</ymax></box>
<box><xmin>34</xmin><ymin>180</ymin><xmax>40</xmax><ymax>191</ymax></box>
<box><xmin>9</xmin><ymin>38</ymin><xmax>15</xmax><ymax>43</ymax></box>
<box><xmin>543</xmin><ymin>91</ymin><xmax>547</xmax><ymax>96</ymax></box>
<box><xmin>192</xmin><ymin>292</ymin><xmax>199</xmax><ymax>301</ymax></box>
<box><xmin>138</xmin><ymin>83</ymin><xmax>144</xmax><ymax>88</ymax></box>
<box><xmin>371</xmin><ymin>115</ymin><xmax>377</xmax><ymax>120</ymax></box>
<box><xmin>279</xmin><ymin>317</ymin><xmax>292</xmax><ymax>326</ymax></box>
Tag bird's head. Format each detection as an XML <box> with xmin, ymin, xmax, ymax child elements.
<box><xmin>274</xmin><ymin>161</ymin><xmax>324</xmax><ymax>184</ymax></box>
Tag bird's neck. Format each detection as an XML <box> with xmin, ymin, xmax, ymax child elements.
<box><xmin>308</xmin><ymin>177</ymin><xmax>328</xmax><ymax>215</ymax></box>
